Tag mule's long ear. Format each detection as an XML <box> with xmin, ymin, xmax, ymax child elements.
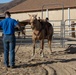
<box><xmin>28</xmin><ymin>14</ymin><xmax>31</xmax><ymax>17</ymax></box>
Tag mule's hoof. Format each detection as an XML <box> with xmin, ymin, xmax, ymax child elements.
<box><xmin>40</xmin><ymin>53</ymin><xmax>44</xmax><ymax>57</ymax></box>
<box><xmin>31</xmin><ymin>53</ymin><xmax>35</xmax><ymax>56</ymax></box>
<box><xmin>31</xmin><ymin>55</ymin><xmax>35</xmax><ymax>60</ymax></box>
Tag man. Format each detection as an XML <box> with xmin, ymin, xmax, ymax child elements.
<box><xmin>0</xmin><ymin>11</ymin><xmax>23</xmax><ymax>68</ymax></box>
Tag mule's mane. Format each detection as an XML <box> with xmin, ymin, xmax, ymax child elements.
<box><xmin>32</xmin><ymin>18</ymin><xmax>42</xmax><ymax>31</ymax></box>
<box><xmin>33</xmin><ymin>18</ymin><xmax>37</xmax><ymax>24</ymax></box>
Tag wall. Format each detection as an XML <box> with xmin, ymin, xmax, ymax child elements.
<box><xmin>11</xmin><ymin>8</ymin><xmax>76</xmax><ymax>21</ymax></box>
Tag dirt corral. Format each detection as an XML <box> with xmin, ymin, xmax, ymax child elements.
<box><xmin>0</xmin><ymin>37</ymin><xmax>76</xmax><ymax>75</ymax></box>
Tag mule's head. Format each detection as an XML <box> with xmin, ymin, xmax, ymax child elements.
<box><xmin>28</xmin><ymin>14</ymin><xmax>37</xmax><ymax>30</ymax></box>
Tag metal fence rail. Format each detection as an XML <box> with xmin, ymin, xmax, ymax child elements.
<box><xmin>49</xmin><ymin>20</ymin><xmax>65</xmax><ymax>47</ymax></box>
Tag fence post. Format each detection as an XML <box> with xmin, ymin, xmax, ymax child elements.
<box><xmin>71</xmin><ymin>21</ymin><xmax>75</xmax><ymax>38</ymax></box>
<box><xmin>61</xmin><ymin>20</ymin><xmax>65</xmax><ymax>47</ymax></box>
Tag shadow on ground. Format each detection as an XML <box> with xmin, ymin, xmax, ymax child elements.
<box><xmin>65</xmin><ymin>44</ymin><xmax>76</xmax><ymax>54</ymax></box>
<box><xmin>16</xmin><ymin>57</ymin><xmax>76</xmax><ymax>68</ymax></box>
<box><xmin>0</xmin><ymin>37</ymin><xmax>3</xmax><ymax>55</ymax></box>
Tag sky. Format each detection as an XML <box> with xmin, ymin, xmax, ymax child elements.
<box><xmin>0</xmin><ymin>0</ymin><xmax>13</xmax><ymax>3</ymax></box>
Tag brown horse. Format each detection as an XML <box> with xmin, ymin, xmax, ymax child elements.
<box><xmin>15</xmin><ymin>20</ymin><xmax>29</xmax><ymax>38</ymax></box>
<box><xmin>29</xmin><ymin>14</ymin><xmax>53</xmax><ymax>57</ymax></box>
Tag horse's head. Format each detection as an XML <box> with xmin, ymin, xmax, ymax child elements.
<box><xmin>28</xmin><ymin>14</ymin><xmax>37</xmax><ymax>30</ymax></box>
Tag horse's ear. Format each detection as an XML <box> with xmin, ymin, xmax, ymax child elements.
<box><xmin>35</xmin><ymin>14</ymin><xmax>37</xmax><ymax>18</ymax></box>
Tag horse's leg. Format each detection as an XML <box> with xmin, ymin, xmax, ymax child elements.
<box><xmin>18</xmin><ymin>32</ymin><xmax>20</xmax><ymax>38</ymax></box>
<box><xmin>22</xmin><ymin>30</ymin><xmax>25</xmax><ymax>39</ymax></box>
<box><xmin>48</xmin><ymin>39</ymin><xmax>52</xmax><ymax>54</ymax></box>
<box><xmin>40</xmin><ymin>39</ymin><xmax>44</xmax><ymax>57</ymax></box>
<box><xmin>24</xmin><ymin>31</ymin><xmax>26</xmax><ymax>39</ymax></box>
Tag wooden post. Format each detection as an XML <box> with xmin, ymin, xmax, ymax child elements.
<box><xmin>71</xmin><ymin>21</ymin><xmax>75</xmax><ymax>38</ymax></box>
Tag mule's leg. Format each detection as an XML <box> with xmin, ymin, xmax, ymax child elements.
<box><xmin>48</xmin><ymin>39</ymin><xmax>52</xmax><ymax>54</ymax></box>
<box><xmin>40</xmin><ymin>39</ymin><xmax>44</xmax><ymax>57</ymax></box>
<box><xmin>32</xmin><ymin>39</ymin><xmax>36</xmax><ymax>56</ymax></box>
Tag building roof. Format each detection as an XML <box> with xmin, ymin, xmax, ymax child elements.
<box><xmin>8</xmin><ymin>0</ymin><xmax>76</xmax><ymax>13</ymax></box>
<box><xmin>0</xmin><ymin>0</ymin><xmax>25</xmax><ymax>13</ymax></box>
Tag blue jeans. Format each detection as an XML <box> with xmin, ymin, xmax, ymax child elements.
<box><xmin>3</xmin><ymin>34</ymin><xmax>16</xmax><ymax>66</ymax></box>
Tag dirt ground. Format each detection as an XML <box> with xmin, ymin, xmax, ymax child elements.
<box><xmin>0</xmin><ymin>37</ymin><xmax>76</xmax><ymax>75</ymax></box>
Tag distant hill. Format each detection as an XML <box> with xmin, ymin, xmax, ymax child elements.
<box><xmin>0</xmin><ymin>0</ymin><xmax>25</xmax><ymax>13</ymax></box>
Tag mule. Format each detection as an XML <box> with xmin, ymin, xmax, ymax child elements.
<box><xmin>29</xmin><ymin>14</ymin><xmax>53</xmax><ymax>57</ymax></box>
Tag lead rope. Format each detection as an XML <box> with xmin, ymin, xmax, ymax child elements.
<box><xmin>15</xmin><ymin>31</ymin><xmax>33</xmax><ymax>62</ymax></box>
<box><xmin>15</xmin><ymin>31</ymin><xmax>24</xmax><ymax>53</ymax></box>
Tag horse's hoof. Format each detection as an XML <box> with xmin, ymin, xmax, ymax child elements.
<box><xmin>50</xmin><ymin>52</ymin><xmax>52</xmax><ymax>55</ymax></box>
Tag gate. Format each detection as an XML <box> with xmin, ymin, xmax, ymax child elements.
<box><xmin>64</xmin><ymin>19</ymin><xmax>76</xmax><ymax>47</ymax></box>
